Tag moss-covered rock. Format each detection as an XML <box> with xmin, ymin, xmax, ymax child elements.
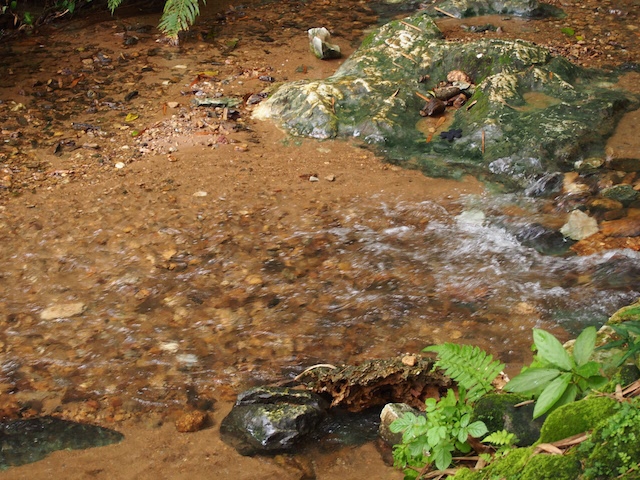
<box><xmin>472</xmin><ymin>393</ymin><xmax>544</xmax><ymax>446</ymax></box>
<box><xmin>538</xmin><ymin>396</ymin><xmax>618</xmax><ymax>443</ymax></box>
<box><xmin>579</xmin><ymin>399</ymin><xmax>640</xmax><ymax>479</ymax></box>
<box><xmin>520</xmin><ymin>452</ymin><xmax>582</xmax><ymax>480</ymax></box>
<box><xmin>254</xmin><ymin>11</ymin><xmax>638</xmax><ymax>189</ymax></box>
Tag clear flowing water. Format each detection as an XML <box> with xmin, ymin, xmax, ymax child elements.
<box><xmin>2</xmin><ymin>187</ymin><xmax>638</xmax><ymax>417</ymax></box>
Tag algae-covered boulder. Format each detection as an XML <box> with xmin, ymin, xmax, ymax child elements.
<box><xmin>255</xmin><ymin>12</ymin><xmax>637</xmax><ymax>188</ymax></box>
<box><xmin>537</xmin><ymin>396</ymin><xmax>618</xmax><ymax>443</ymax></box>
<box><xmin>579</xmin><ymin>399</ymin><xmax>640</xmax><ymax>479</ymax></box>
<box><xmin>472</xmin><ymin>393</ymin><xmax>544</xmax><ymax>446</ymax></box>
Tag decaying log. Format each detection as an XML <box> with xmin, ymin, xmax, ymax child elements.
<box><xmin>295</xmin><ymin>356</ymin><xmax>454</xmax><ymax>412</ymax></box>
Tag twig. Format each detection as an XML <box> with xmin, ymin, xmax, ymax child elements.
<box><xmin>481</xmin><ymin>129</ymin><xmax>485</xmax><ymax>154</ymax></box>
<box><xmin>434</xmin><ymin>6</ymin><xmax>457</xmax><ymax>18</ymax></box>
<box><xmin>399</xmin><ymin>52</ymin><xmax>418</xmax><ymax>63</ymax></box>
<box><xmin>416</xmin><ymin>91</ymin><xmax>432</xmax><ymax>102</ymax></box>
<box><xmin>514</xmin><ymin>399</ymin><xmax>535</xmax><ymax>407</ymax></box>
<box><xmin>400</xmin><ymin>20</ymin><xmax>424</xmax><ymax>33</ymax></box>
<box><xmin>294</xmin><ymin>363</ymin><xmax>338</xmax><ymax>381</ymax></box>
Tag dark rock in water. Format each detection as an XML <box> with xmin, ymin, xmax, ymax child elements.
<box><xmin>220</xmin><ymin>386</ymin><xmax>328</xmax><ymax>456</ymax></box>
<box><xmin>440</xmin><ymin>128</ymin><xmax>463</xmax><ymax>142</ymax></box>
<box><xmin>313</xmin><ymin>407</ymin><xmax>382</xmax><ymax>448</ymax></box>
<box><xmin>0</xmin><ymin>416</ymin><xmax>124</xmax><ymax>470</ymax></box>
<box><xmin>515</xmin><ymin>223</ymin><xmax>574</xmax><ymax>256</ymax></box>
<box><xmin>254</xmin><ymin>13</ymin><xmax>636</xmax><ymax>189</ymax></box>
<box><xmin>472</xmin><ymin>393</ymin><xmax>545</xmax><ymax>447</ymax></box>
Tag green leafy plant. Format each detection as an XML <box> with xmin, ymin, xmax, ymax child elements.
<box><xmin>423</xmin><ymin>343</ymin><xmax>505</xmax><ymax>402</ymax></box>
<box><xmin>596</xmin><ymin>320</ymin><xmax>640</xmax><ymax>367</ymax></box>
<box><xmin>108</xmin><ymin>0</ymin><xmax>203</xmax><ymax>43</ymax></box>
<box><xmin>390</xmin><ymin>343</ymin><xmax>504</xmax><ymax>477</ymax></box>
<box><xmin>579</xmin><ymin>397</ymin><xmax>640</xmax><ymax>478</ymax></box>
<box><xmin>504</xmin><ymin>327</ymin><xmax>607</xmax><ymax>418</ymax></box>
<box><xmin>390</xmin><ymin>388</ymin><xmax>488</xmax><ymax>476</ymax></box>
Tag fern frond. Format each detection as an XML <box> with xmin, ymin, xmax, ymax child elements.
<box><xmin>424</xmin><ymin>343</ymin><xmax>505</xmax><ymax>402</ymax></box>
<box><xmin>108</xmin><ymin>0</ymin><xmax>123</xmax><ymax>14</ymax></box>
<box><xmin>158</xmin><ymin>0</ymin><xmax>204</xmax><ymax>42</ymax></box>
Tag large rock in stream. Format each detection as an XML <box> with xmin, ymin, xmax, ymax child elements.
<box><xmin>254</xmin><ymin>12</ymin><xmax>637</xmax><ymax>189</ymax></box>
<box><xmin>220</xmin><ymin>386</ymin><xmax>328</xmax><ymax>455</ymax></box>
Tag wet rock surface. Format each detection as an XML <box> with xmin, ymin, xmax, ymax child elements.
<box><xmin>0</xmin><ymin>416</ymin><xmax>123</xmax><ymax>469</ymax></box>
<box><xmin>220</xmin><ymin>387</ymin><xmax>327</xmax><ymax>455</ymax></box>
<box><xmin>254</xmin><ymin>13</ymin><xmax>638</xmax><ymax>190</ymax></box>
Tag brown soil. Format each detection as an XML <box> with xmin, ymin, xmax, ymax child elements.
<box><xmin>0</xmin><ymin>0</ymin><xmax>639</xmax><ymax>478</ymax></box>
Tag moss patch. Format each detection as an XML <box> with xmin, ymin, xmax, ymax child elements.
<box><xmin>538</xmin><ymin>396</ymin><xmax>618</xmax><ymax>443</ymax></box>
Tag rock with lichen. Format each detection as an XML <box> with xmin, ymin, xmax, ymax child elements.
<box><xmin>254</xmin><ymin>12</ymin><xmax>637</xmax><ymax>189</ymax></box>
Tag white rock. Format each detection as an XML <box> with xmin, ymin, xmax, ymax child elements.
<box><xmin>40</xmin><ymin>302</ymin><xmax>86</xmax><ymax>320</ymax></box>
<box><xmin>560</xmin><ymin>210</ymin><xmax>599</xmax><ymax>240</ymax></box>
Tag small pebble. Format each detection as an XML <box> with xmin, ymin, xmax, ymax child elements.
<box><xmin>115</xmin><ymin>162</ymin><xmax>125</xmax><ymax>169</ymax></box>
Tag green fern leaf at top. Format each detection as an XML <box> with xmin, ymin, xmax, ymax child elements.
<box><xmin>158</xmin><ymin>0</ymin><xmax>204</xmax><ymax>41</ymax></box>
<box><xmin>424</xmin><ymin>343</ymin><xmax>505</xmax><ymax>402</ymax></box>
<box><xmin>108</xmin><ymin>0</ymin><xmax>123</xmax><ymax>13</ymax></box>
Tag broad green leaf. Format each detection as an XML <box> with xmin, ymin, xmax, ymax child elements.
<box><xmin>575</xmin><ymin>361</ymin><xmax>601</xmax><ymax>379</ymax></box>
<box><xmin>554</xmin><ymin>383</ymin><xmax>578</xmax><ymax>409</ymax></box>
<box><xmin>424</xmin><ymin>398</ymin><xmax>437</xmax><ymax>411</ymax></box>
<box><xmin>503</xmin><ymin>368</ymin><xmax>561</xmax><ymax>393</ymax></box>
<box><xmin>427</xmin><ymin>427</ymin><xmax>443</xmax><ymax>447</ymax></box>
<box><xmin>456</xmin><ymin>441</ymin><xmax>472</xmax><ymax>453</ymax></box>
<box><xmin>460</xmin><ymin>413</ymin><xmax>470</xmax><ymax>428</ymax></box>
<box><xmin>586</xmin><ymin>375</ymin><xmax>608</xmax><ymax>390</ymax></box>
<box><xmin>390</xmin><ymin>413</ymin><xmax>416</xmax><ymax>433</ymax></box>
<box><xmin>533</xmin><ymin>329</ymin><xmax>574</xmax><ymax>371</ymax></box>
<box><xmin>433</xmin><ymin>445</ymin><xmax>453</xmax><ymax>471</ymax></box>
<box><xmin>533</xmin><ymin>372</ymin><xmax>571</xmax><ymax>419</ymax></box>
<box><xmin>573</xmin><ymin>326</ymin><xmax>596</xmax><ymax>366</ymax></box>
<box><xmin>467</xmin><ymin>420</ymin><xmax>488</xmax><ymax>438</ymax></box>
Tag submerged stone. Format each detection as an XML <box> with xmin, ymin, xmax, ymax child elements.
<box><xmin>220</xmin><ymin>386</ymin><xmax>327</xmax><ymax>455</ymax></box>
<box><xmin>0</xmin><ymin>417</ymin><xmax>124</xmax><ymax>470</ymax></box>
<box><xmin>254</xmin><ymin>12</ymin><xmax>637</xmax><ymax>189</ymax></box>
<box><xmin>560</xmin><ymin>210</ymin><xmax>599</xmax><ymax>240</ymax></box>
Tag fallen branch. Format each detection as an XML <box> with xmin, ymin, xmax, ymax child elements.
<box><xmin>434</xmin><ymin>6</ymin><xmax>457</xmax><ymax>18</ymax></box>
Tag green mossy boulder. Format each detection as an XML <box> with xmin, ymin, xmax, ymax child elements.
<box><xmin>537</xmin><ymin>396</ymin><xmax>618</xmax><ymax>443</ymax></box>
<box><xmin>472</xmin><ymin>393</ymin><xmax>544</xmax><ymax>446</ymax></box>
<box><xmin>580</xmin><ymin>399</ymin><xmax>640</xmax><ymax>479</ymax></box>
<box><xmin>255</xmin><ymin>11</ymin><xmax>637</xmax><ymax>189</ymax></box>
<box><xmin>519</xmin><ymin>452</ymin><xmax>582</xmax><ymax>480</ymax></box>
